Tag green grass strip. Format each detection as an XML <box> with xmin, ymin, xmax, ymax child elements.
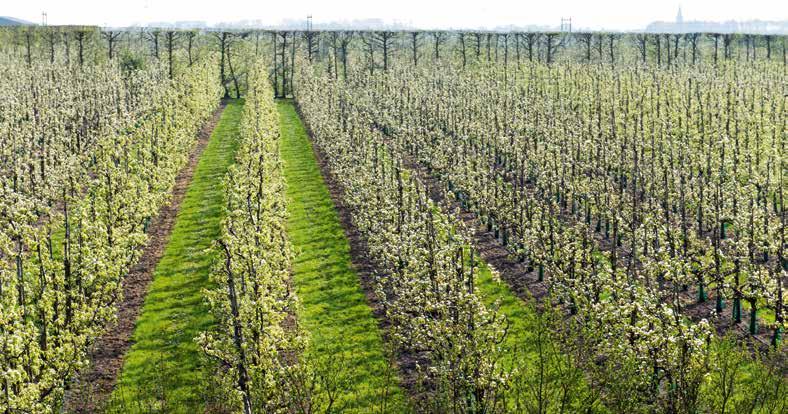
<box><xmin>278</xmin><ymin>101</ymin><xmax>407</xmax><ymax>413</ymax></box>
<box><xmin>110</xmin><ymin>101</ymin><xmax>243</xmax><ymax>412</ymax></box>
<box><xmin>473</xmin><ymin>252</ymin><xmax>602</xmax><ymax>411</ymax></box>
<box><xmin>474</xmin><ymin>260</ymin><xmax>536</xmax><ymax>357</ymax></box>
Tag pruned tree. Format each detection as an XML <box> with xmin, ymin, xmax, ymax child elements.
<box><xmin>708</xmin><ymin>33</ymin><xmax>720</xmax><ymax>66</ymax></box>
<box><xmin>664</xmin><ymin>33</ymin><xmax>672</xmax><ymax>66</ymax></box>
<box><xmin>338</xmin><ymin>31</ymin><xmax>354</xmax><ymax>80</ymax></box>
<box><xmin>595</xmin><ymin>33</ymin><xmax>605</xmax><ymax>63</ymax></box>
<box><xmin>723</xmin><ymin>33</ymin><xmax>734</xmax><ymax>60</ymax></box>
<box><xmin>303</xmin><ymin>30</ymin><xmax>319</xmax><ymax>63</ymax></box>
<box><xmin>144</xmin><ymin>29</ymin><xmax>161</xmax><ymax>60</ymax></box>
<box><xmin>44</xmin><ymin>28</ymin><xmax>58</xmax><ymax>64</ymax></box>
<box><xmin>501</xmin><ymin>33</ymin><xmax>509</xmax><ymax>67</ymax></box>
<box><xmin>74</xmin><ymin>29</ymin><xmax>90</xmax><ymax>67</ymax></box>
<box><xmin>523</xmin><ymin>33</ymin><xmax>538</xmax><ymax>62</ymax></box>
<box><xmin>374</xmin><ymin>31</ymin><xmax>396</xmax><ymax>72</ymax></box>
<box><xmin>430</xmin><ymin>31</ymin><xmax>447</xmax><ymax>60</ymax></box>
<box><xmin>764</xmin><ymin>34</ymin><xmax>773</xmax><ymax>60</ymax></box>
<box><xmin>360</xmin><ymin>31</ymin><xmax>376</xmax><ymax>75</ymax></box>
<box><xmin>607</xmin><ymin>33</ymin><xmax>618</xmax><ymax>66</ymax></box>
<box><xmin>273</xmin><ymin>31</ymin><xmax>293</xmax><ymax>97</ymax></box>
<box><xmin>22</xmin><ymin>28</ymin><xmax>34</xmax><ymax>67</ymax></box>
<box><xmin>63</xmin><ymin>30</ymin><xmax>71</xmax><ymax>65</ymax></box>
<box><xmin>101</xmin><ymin>30</ymin><xmax>122</xmax><ymax>61</ymax></box>
<box><xmin>329</xmin><ymin>31</ymin><xmax>338</xmax><ymax>79</ymax></box>
<box><xmin>473</xmin><ymin>32</ymin><xmax>483</xmax><ymax>61</ymax></box>
<box><xmin>164</xmin><ymin>31</ymin><xmax>181</xmax><ymax>79</ymax></box>
<box><xmin>185</xmin><ymin>30</ymin><xmax>197</xmax><ymax>66</ymax></box>
<box><xmin>544</xmin><ymin>32</ymin><xmax>562</xmax><ymax>65</ymax></box>
<box><xmin>576</xmin><ymin>32</ymin><xmax>593</xmax><ymax>63</ymax></box>
<box><xmin>214</xmin><ymin>31</ymin><xmax>231</xmax><ymax>98</ymax></box>
<box><xmin>634</xmin><ymin>33</ymin><xmax>648</xmax><ymax>64</ymax></box>
<box><xmin>486</xmin><ymin>32</ymin><xmax>493</xmax><ymax>62</ymax></box>
<box><xmin>458</xmin><ymin>32</ymin><xmax>467</xmax><ymax>68</ymax></box>
<box><xmin>409</xmin><ymin>31</ymin><xmax>421</xmax><ymax>67</ymax></box>
<box><xmin>686</xmin><ymin>33</ymin><xmax>700</xmax><ymax>65</ymax></box>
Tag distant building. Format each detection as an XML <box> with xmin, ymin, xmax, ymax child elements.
<box><xmin>676</xmin><ymin>6</ymin><xmax>683</xmax><ymax>28</ymax></box>
<box><xmin>647</xmin><ymin>19</ymin><xmax>787</xmax><ymax>34</ymax></box>
<box><xmin>646</xmin><ymin>8</ymin><xmax>787</xmax><ymax>34</ymax></box>
<box><xmin>175</xmin><ymin>21</ymin><xmax>207</xmax><ymax>29</ymax></box>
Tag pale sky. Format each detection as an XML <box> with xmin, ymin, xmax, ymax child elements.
<box><xmin>4</xmin><ymin>0</ymin><xmax>787</xmax><ymax>30</ymax></box>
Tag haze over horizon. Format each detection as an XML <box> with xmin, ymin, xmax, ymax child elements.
<box><xmin>4</xmin><ymin>0</ymin><xmax>787</xmax><ymax>31</ymax></box>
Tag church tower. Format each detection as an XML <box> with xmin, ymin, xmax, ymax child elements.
<box><xmin>676</xmin><ymin>5</ymin><xmax>684</xmax><ymax>32</ymax></box>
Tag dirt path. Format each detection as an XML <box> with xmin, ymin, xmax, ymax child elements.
<box><xmin>63</xmin><ymin>103</ymin><xmax>226</xmax><ymax>413</ymax></box>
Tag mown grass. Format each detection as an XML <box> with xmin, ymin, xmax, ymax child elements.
<box><xmin>278</xmin><ymin>101</ymin><xmax>408</xmax><ymax>413</ymax></box>
<box><xmin>278</xmin><ymin>99</ymin><xmax>587</xmax><ymax>411</ymax></box>
<box><xmin>109</xmin><ymin>101</ymin><xmax>243</xmax><ymax>412</ymax></box>
<box><xmin>275</xmin><ymin>100</ymin><xmax>782</xmax><ymax>413</ymax></box>
<box><xmin>470</xmin><ymin>253</ymin><xmax>604</xmax><ymax>411</ymax></box>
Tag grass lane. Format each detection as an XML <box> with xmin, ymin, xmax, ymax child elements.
<box><xmin>278</xmin><ymin>100</ymin><xmax>407</xmax><ymax>413</ymax></box>
<box><xmin>278</xmin><ymin>99</ymin><xmax>579</xmax><ymax>411</ymax></box>
<box><xmin>110</xmin><ymin>101</ymin><xmax>243</xmax><ymax>412</ymax></box>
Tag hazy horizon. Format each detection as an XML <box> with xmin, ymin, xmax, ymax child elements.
<box><xmin>4</xmin><ymin>0</ymin><xmax>787</xmax><ymax>31</ymax></box>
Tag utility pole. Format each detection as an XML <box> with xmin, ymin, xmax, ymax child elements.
<box><xmin>306</xmin><ymin>15</ymin><xmax>312</xmax><ymax>31</ymax></box>
<box><xmin>42</xmin><ymin>12</ymin><xmax>48</xmax><ymax>26</ymax></box>
<box><xmin>560</xmin><ymin>17</ymin><xmax>572</xmax><ymax>33</ymax></box>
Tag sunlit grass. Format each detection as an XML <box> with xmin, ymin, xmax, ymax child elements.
<box><xmin>278</xmin><ymin>101</ymin><xmax>408</xmax><ymax>413</ymax></box>
<box><xmin>109</xmin><ymin>101</ymin><xmax>243</xmax><ymax>412</ymax></box>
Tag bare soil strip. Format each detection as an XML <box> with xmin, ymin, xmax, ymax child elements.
<box><xmin>63</xmin><ymin>103</ymin><xmax>227</xmax><ymax>413</ymax></box>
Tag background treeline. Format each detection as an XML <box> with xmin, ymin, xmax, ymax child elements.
<box><xmin>1</xmin><ymin>26</ymin><xmax>785</xmax><ymax>99</ymax></box>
